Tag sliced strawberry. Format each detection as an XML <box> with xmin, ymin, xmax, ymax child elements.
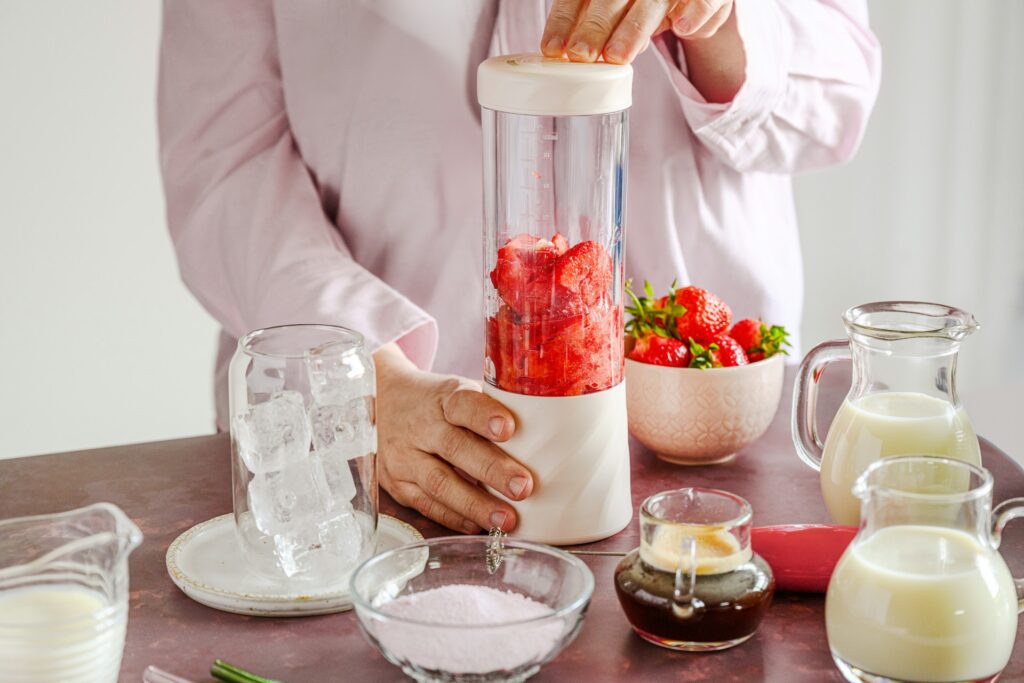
<box><xmin>519</xmin><ymin>301</ymin><xmax>588</xmax><ymax>349</ymax></box>
<box><xmin>552</xmin><ymin>241</ymin><xmax>613</xmax><ymax>308</ymax></box>
<box><xmin>486</xmin><ymin>307</ymin><xmax>517</xmax><ymax>390</ymax></box>
<box><xmin>518</xmin><ymin>333</ymin><xmax>588</xmax><ymax>396</ymax></box>
<box><xmin>515</xmin><ymin>272</ymin><xmax>559</xmax><ymax>318</ymax></box>
<box><xmin>628</xmin><ymin>333</ymin><xmax>689</xmax><ymax>367</ymax></box>
<box><xmin>489</xmin><ymin>235</ymin><xmax>621</xmax><ymax>397</ymax></box>
<box><xmin>490</xmin><ymin>234</ymin><xmax>559</xmax><ymax>313</ymax></box>
<box><xmin>501</xmin><ymin>233</ymin><xmax>558</xmax><ymax>263</ymax></box>
<box><xmin>581</xmin><ymin>301</ymin><xmax>621</xmax><ymax>376</ymax></box>
<box><xmin>520</xmin><ymin>299</ymin><xmax>620</xmax><ymax>395</ymax></box>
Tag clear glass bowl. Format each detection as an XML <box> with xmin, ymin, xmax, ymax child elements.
<box><xmin>350</xmin><ymin>536</ymin><xmax>594</xmax><ymax>683</ymax></box>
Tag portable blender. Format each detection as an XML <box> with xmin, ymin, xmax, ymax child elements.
<box><xmin>478</xmin><ymin>54</ymin><xmax>633</xmax><ymax>544</ymax></box>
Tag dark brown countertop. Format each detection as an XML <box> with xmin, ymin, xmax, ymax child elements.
<box><xmin>2</xmin><ymin>368</ymin><xmax>1023</xmax><ymax>682</ymax></box>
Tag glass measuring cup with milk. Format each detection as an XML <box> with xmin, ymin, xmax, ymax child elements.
<box><xmin>826</xmin><ymin>456</ymin><xmax>1024</xmax><ymax>682</ymax></box>
<box><xmin>0</xmin><ymin>503</ymin><xmax>142</xmax><ymax>683</ymax></box>
<box><xmin>792</xmin><ymin>301</ymin><xmax>981</xmax><ymax>525</ymax></box>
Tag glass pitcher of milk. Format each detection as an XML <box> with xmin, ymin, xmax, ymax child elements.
<box><xmin>0</xmin><ymin>503</ymin><xmax>142</xmax><ymax>683</ymax></box>
<box><xmin>826</xmin><ymin>456</ymin><xmax>1024</xmax><ymax>682</ymax></box>
<box><xmin>792</xmin><ymin>301</ymin><xmax>981</xmax><ymax>525</ymax></box>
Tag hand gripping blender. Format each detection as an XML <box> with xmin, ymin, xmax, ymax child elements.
<box><xmin>478</xmin><ymin>54</ymin><xmax>633</xmax><ymax>544</ymax></box>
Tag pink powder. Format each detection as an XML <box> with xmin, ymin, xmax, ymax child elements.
<box><xmin>373</xmin><ymin>584</ymin><xmax>566</xmax><ymax>674</ymax></box>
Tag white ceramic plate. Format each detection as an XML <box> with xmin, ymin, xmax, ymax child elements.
<box><xmin>166</xmin><ymin>513</ymin><xmax>423</xmax><ymax>617</ymax></box>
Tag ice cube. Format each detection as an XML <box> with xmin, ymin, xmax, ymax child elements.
<box><xmin>318</xmin><ymin>505</ymin><xmax>364</xmax><ymax>570</ymax></box>
<box><xmin>245</xmin><ymin>356</ymin><xmax>286</xmax><ymax>400</ymax></box>
<box><xmin>305</xmin><ymin>345</ymin><xmax>374</xmax><ymax>405</ymax></box>
<box><xmin>310</xmin><ymin>397</ymin><xmax>376</xmax><ymax>461</ymax></box>
<box><xmin>246</xmin><ymin>458</ymin><xmax>333</xmax><ymax>535</ymax></box>
<box><xmin>316</xmin><ymin>450</ymin><xmax>358</xmax><ymax>503</ymax></box>
<box><xmin>271</xmin><ymin>525</ymin><xmax>319</xmax><ymax>578</ymax></box>
<box><xmin>234</xmin><ymin>391</ymin><xmax>311</xmax><ymax>474</ymax></box>
<box><xmin>268</xmin><ymin>508</ymin><xmax>363</xmax><ymax>579</ymax></box>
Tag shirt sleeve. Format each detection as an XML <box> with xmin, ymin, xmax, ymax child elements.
<box><xmin>157</xmin><ymin>0</ymin><xmax>438</xmax><ymax>370</ymax></box>
<box><xmin>651</xmin><ymin>0</ymin><xmax>882</xmax><ymax>174</ymax></box>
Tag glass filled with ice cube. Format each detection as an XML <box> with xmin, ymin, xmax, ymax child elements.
<box><xmin>229</xmin><ymin>324</ymin><xmax>377</xmax><ymax>585</ymax></box>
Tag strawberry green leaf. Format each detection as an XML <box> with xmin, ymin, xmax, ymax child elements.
<box><xmin>759</xmin><ymin>323</ymin><xmax>792</xmax><ymax>358</ymax></box>
<box><xmin>687</xmin><ymin>338</ymin><xmax>717</xmax><ymax>370</ymax></box>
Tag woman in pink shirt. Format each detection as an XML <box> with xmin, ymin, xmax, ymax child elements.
<box><xmin>159</xmin><ymin>1</ymin><xmax>880</xmax><ymax>535</ymax></box>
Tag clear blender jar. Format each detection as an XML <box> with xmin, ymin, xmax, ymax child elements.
<box><xmin>478</xmin><ymin>53</ymin><xmax>633</xmax><ymax>544</ymax></box>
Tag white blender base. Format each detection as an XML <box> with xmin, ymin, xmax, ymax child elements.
<box><xmin>483</xmin><ymin>381</ymin><xmax>632</xmax><ymax>545</ymax></box>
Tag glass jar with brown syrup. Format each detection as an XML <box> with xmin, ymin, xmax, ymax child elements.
<box><xmin>614</xmin><ymin>488</ymin><xmax>774</xmax><ymax>651</ymax></box>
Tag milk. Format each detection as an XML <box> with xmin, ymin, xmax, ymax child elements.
<box><xmin>826</xmin><ymin>525</ymin><xmax>1017</xmax><ymax>682</ymax></box>
<box><xmin>0</xmin><ymin>585</ymin><xmax>127</xmax><ymax>683</ymax></box>
<box><xmin>820</xmin><ymin>392</ymin><xmax>980</xmax><ymax>525</ymax></box>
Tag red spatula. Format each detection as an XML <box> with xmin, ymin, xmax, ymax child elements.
<box><xmin>751</xmin><ymin>524</ymin><xmax>858</xmax><ymax>593</ymax></box>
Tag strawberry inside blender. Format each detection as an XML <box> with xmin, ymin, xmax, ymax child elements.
<box><xmin>486</xmin><ymin>233</ymin><xmax>622</xmax><ymax>397</ymax></box>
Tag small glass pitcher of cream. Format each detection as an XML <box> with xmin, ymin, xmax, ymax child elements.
<box><xmin>614</xmin><ymin>488</ymin><xmax>774</xmax><ymax>651</ymax></box>
<box><xmin>826</xmin><ymin>456</ymin><xmax>1024</xmax><ymax>682</ymax></box>
<box><xmin>0</xmin><ymin>503</ymin><xmax>142</xmax><ymax>682</ymax></box>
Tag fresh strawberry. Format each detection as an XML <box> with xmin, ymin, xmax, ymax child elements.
<box><xmin>628</xmin><ymin>333</ymin><xmax>690</xmax><ymax>367</ymax></box>
<box><xmin>684</xmin><ymin>336</ymin><xmax>747</xmax><ymax>368</ymax></box>
<box><xmin>728</xmin><ymin>318</ymin><xmax>791</xmax><ymax>362</ymax></box>
<box><xmin>709</xmin><ymin>335</ymin><xmax>749</xmax><ymax>367</ymax></box>
<box><xmin>552</xmin><ymin>241</ymin><xmax>613</xmax><ymax>308</ymax></box>
<box><xmin>728</xmin><ymin>319</ymin><xmax>762</xmax><ymax>354</ymax></box>
<box><xmin>671</xmin><ymin>286</ymin><xmax>731</xmax><ymax>344</ymax></box>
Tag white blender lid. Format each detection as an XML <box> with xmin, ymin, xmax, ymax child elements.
<box><xmin>477</xmin><ymin>53</ymin><xmax>632</xmax><ymax>116</ymax></box>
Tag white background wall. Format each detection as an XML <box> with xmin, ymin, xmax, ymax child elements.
<box><xmin>0</xmin><ymin>1</ymin><xmax>218</xmax><ymax>458</ymax></box>
<box><xmin>1</xmin><ymin>0</ymin><xmax>1021</xmax><ymax>459</ymax></box>
<box><xmin>797</xmin><ymin>0</ymin><xmax>1024</xmax><ymax>458</ymax></box>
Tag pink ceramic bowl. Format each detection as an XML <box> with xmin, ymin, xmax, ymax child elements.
<box><xmin>625</xmin><ymin>353</ymin><xmax>784</xmax><ymax>465</ymax></box>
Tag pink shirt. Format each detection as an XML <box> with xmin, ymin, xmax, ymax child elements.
<box><xmin>158</xmin><ymin>1</ymin><xmax>880</xmax><ymax>429</ymax></box>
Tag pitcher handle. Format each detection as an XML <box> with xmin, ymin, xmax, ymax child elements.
<box><xmin>992</xmin><ymin>498</ymin><xmax>1024</xmax><ymax>614</ymax></box>
<box><xmin>672</xmin><ymin>535</ymin><xmax>704</xmax><ymax>620</ymax></box>
<box><xmin>792</xmin><ymin>340</ymin><xmax>850</xmax><ymax>472</ymax></box>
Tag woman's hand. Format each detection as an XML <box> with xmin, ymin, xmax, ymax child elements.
<box><xmin>373</xmin><ymin>344</ymin><xmax>533</xmax><ymax>534</ymax></box>
<box><xmin>542</xmin><ymin>0</ymin><xmax>735</xmax><ymax>65</ymax></box>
